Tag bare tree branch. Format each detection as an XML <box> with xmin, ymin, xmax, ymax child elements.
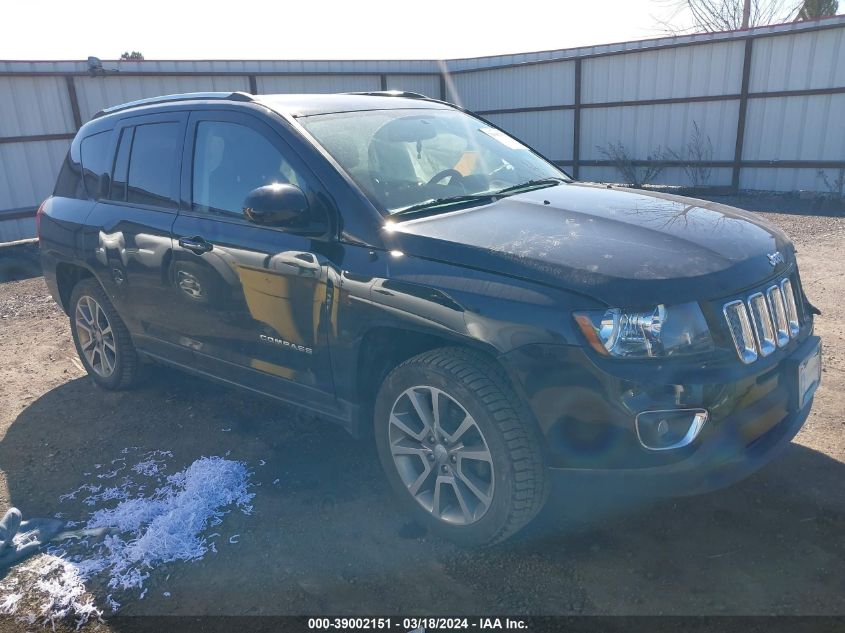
<box><xmin>654</xmin><ymin>0</ymin><xmax>804</xmax><ymax>33</ymax></box>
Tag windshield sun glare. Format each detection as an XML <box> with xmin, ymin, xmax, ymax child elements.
<box><xmin>299</xmin><ymin>108</ymin><xmax>568</xmax><ymax>215</ymax></box>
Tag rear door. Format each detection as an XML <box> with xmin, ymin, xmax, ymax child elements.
<box><xmin>169</xmin><ymin>109</ymin><xmax>339</xmax><ymax>412</ymax></box>
<box><xmin>83</xmin><ymin>111</ymin><xmax>189</xmax><ymax>360</ymax></box>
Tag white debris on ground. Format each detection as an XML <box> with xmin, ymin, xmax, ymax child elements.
<box><xmin>0</xmin><ymin>450</ymin><xmax>254</xmax><ymax>628</ymax></box>
<box><xmin>0</xmin><ymin>555</ymin><xmax>101</xmax><ymax>628</ymax></box>
<box><xmin>0</xmin><ymin>591</ymin><xmax>23</xmax><ymax>612</ymax></box>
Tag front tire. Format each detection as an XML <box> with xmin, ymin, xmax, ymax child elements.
<box><xmin>374</xmin><ymin>347</ymin><xmax>549</xmax><ymax>546</ymax></box>
<box><xmin>69</xmin><ymin>278</ymin><xmax>140</xmax><ymax>390</ymax></box>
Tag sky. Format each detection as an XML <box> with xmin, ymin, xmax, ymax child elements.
<box><xmin>2</xmin><ymin>0</ymin><xmax>685</xmax><ymax>61</ymax></box>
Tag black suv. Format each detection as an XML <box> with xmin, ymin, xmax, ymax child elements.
<box><xmin>39</xmin><ymin>91</ymin><xmax>821</xmax><ymax>545</ymax></box>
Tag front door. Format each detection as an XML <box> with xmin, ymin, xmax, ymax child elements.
<box><xmin>169</xmin><ymin>110</ymin><xmax>338</xmax><ymax>412</ymax></box>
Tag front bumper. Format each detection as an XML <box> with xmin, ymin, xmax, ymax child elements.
<box><xmin>548</xmin><ymin>389</ymin><xmax>811</xmax><ymax>497</ymax></box>
<box><xmin>503</xmin><ymin>332</ymin><xmax>820</xmax><ymax>496</ymax></box>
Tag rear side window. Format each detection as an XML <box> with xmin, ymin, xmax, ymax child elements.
<box><xmin>79</xmin><ymin>131</ymin><xmax>112</xmax><ymax>199</ymax></box>
<box><xmin>192</xmin><ymin>120</ymin><xmax>304</xmax><ymax>216</ymax></box>
<box><xmin>126</xmin><ymin>122</ymin><xmax>181</xmax><ymax>209</ymax></box>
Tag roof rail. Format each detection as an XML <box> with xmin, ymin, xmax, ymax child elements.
<box><xmin>93</xmin><ymin>91</ymin><xmax>255</xmax><ymax>118</ymax></box>
<box><xmin>343</xmin><ymin>90</ymin><xmax>430</xmax><ymax>99</ymax></box>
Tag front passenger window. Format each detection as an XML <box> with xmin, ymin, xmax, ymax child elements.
<box><xmin>192</xmin><ymin>121</ymin><xmax>305</xmax><ymax>217</ymax></box>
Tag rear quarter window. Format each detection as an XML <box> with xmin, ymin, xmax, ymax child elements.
<box><xmin>53</xmin><ymin>151</ymin><xmax>85</xmax><ymax>199</ymax></box>
<box><xmin>80</xmin><ymin>130</ymin><xmax>113</xmax><ymax>199</ymax></box>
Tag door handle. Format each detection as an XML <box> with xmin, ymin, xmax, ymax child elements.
<box><xmin>270</xmin><ymin>252</ymin><xmax>321</xmax><ymax>277</ymax></box>
<box><xmin>178</xmin><ymin>236</ymin><xmax>213</xmax><ymax>255</ymax></box>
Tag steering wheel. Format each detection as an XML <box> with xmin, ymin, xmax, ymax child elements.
<box><xmin>425</xmin><ymin>169</ymin><xmax>464</xmax><ymax>187</ymax></box>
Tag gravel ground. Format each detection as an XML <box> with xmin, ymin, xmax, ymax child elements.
<box><xmin>705</xmin><ymin>193</ymin><xmax>845</xmax><ymax>243</ymax></box>
<box><xmin>0</xmin><ymin>201</ymin><xmax>843</xmax><ymax>629</ymax></box>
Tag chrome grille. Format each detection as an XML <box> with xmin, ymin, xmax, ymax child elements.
<box><xmin>767</xmin><ymin>284</ymin><xmax>790</xmax><ymax>347</ymax></box>
<box><xmin>723</xmin><ymin>300</ymin><xmax>758</xmax><ymax>364</ymax></box>
<box><xmin>747</xmin><ymin>293</ymin><xmax>776</xmax><ymax>357</ymax></box>
<box><xmin>781</xmin><ymin>278</ymin><xmax>800</xmax><ymax>337</ymax></box>
<box><xmin>723</xmin><ymin>276</ymin><xmax>801</xmax><ymax>364</ymax></box>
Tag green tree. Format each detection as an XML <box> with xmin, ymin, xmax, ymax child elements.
<box><xmin>120</xmin><ymin>51</ymin><xmax>145</xmax><ymax>61</ymax></box>
<box><xmin>795</xmin><ymin>0</ymin><xmax>839</xmax><ymax>19</ymax></box>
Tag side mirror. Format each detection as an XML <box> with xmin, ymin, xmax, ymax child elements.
<box><xmin>242</xmin><ymin>183</ymin><xmax>308</xmax><ymax>226</ymax></box>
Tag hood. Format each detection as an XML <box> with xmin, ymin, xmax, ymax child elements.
<box><xmin>388</xmin><ymin>183</ymin><xmax>794</xmax><ymax>306</ymax></box>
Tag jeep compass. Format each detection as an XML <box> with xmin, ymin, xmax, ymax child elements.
<box><xmin>38</xmin><ymin>91</ymin><xmax>822</xmax><ymax>545</ymax></box>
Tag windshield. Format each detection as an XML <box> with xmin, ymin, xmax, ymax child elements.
<box><xmin>298</xmin><ymin>107</ymin><xmax>568</xmax><ymax>215</ymax></box>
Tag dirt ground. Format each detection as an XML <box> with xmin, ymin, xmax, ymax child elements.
<box><xmin>0</xmin><ymin>197</ymin><xmax>843</xmax><ymax>627</ymax></box>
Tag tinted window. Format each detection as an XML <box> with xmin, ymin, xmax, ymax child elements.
<box><xmin>300</xmin><ymin>108</ymin><xmax>566</xmax><ymax>214</ymax></box>
<box><xmin>53</xmin><ymin>151</ymin><xmax>85</xmax><ymax>200</ymax></box>
<box><xmin>192</xmin><ymin>120</ymin><xmax>303</xmax><ymax>216</ymax></box>
<box><xmin>80</xmin><ymin>131</ymin><xmax>113</xmax><ymax>199</ymax></box>
<box><xmin>127</xmin><ymin>122</ymin><xmax>181</xmax><ymax>209</ymax></box>
<box><xmin>109</xmin><ymin>128</ymin><xmax>133</xmax><ymax>202</ymax></box>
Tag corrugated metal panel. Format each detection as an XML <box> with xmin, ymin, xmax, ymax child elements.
<box><xmin>0</xmin><ymin>59</ymin><xmax>441</xmax><ymax>75</ymax></box>
<box><xmin>0</xmin><ymin>76</ymin><xmax>75</xmax><ymax>136</ymax></box>
<box><xmin>581</xmin><ymin>101</ymin><xmax>740</xmax><ymax>161</ymax></box>
<box><xmin>0</xmin><ymin>216</ymin><xmax>36</xmax><ymax>243</ymax></box>
<box><xmin>0</xmin><ymin>61</ymin><xmax>86</xmax><ymax>73</ymax></box>
<box><xmin>1</xmin><ymin>13</ymin><xmax>844</xmax><ymax>210</ymax></box>
<box><xmin>1</xmin><ymin>16</ymin><xmax>843</xmax><ymax>77</ymax></box>
<box><xmin>582</xmin><ymin>40</ymin><xmax>744</xmax><ymax>102</ymax></box>
<box><xmin>385</xmin><ymin>74</ymin><xmax>442</xmax><ymax>98</ymax></box>
<box><xmin>744</xmin><ymin>94</ymin><xmax>845</xmax><ymax>161</ymax></box>
<box><xmin>483</xmin><ymin>110</ymin><xmax>574</xmax><ymax>161</ymax></box>
<box><xmin>739</xmin><ymin>167</ymin><xmax>835</xmax><ymax>192</ymax></box>
<box><xmin>749</xmin><ymin>27</ymin><xmax>845</xmax><ymax>92</ymax></box>
<box><xmin>257</xmin><ymin>74</ymin><xmax>380</xmax><ymax>95</ymax></box>
<box><xmin>246</xmin><ymin>60</ymin><xmax>435</xmax><ymax>74</ymax></box>
<box><xmin>580</xmin><ymin>166</ymin><xmax>733</xmax><ymax>187</ymax></box>
<box><xmin>75</xmin><ymin>75</ymin><xmax>250</xmax><ymax>122</ymax></box>
<box><xmin>446</xmin><ymin>14</ymin><xmax>845</xmax><ymax>71</ymax></box>
<box><xmin>447</xmin><ymin>61</ymin><xmax>575</xmax><ymax>111</ymax></box>
<box><xmin>0</xmin><ymin>140</ymin><xmax>69</xmax><ymax>209</ymax></box>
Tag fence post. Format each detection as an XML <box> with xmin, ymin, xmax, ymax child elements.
<box><xmin>732</xmin><ymin>38</ymin><xmax>753</xmax><ymax>191</ymax></box>
<box><xmin>572</xmin><ymin>58</ymin><xmax>582</xmax><ymax>180</ymax></box>
<box><xmin>65</xmin><ymin>76</ymin><xmax>82</xmax><ymax>130</ymax></box>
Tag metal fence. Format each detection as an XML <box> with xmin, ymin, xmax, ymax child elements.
<box><xmin>2</xmin><ymin>15</ymin><xmax>844</xmax><ymax>242</ymax></box>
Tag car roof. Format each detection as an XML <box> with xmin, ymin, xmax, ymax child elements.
<box><xmin>93</xmin><ymin>91</ymin><xmax>454</xmax><ymax>120</ymax></box>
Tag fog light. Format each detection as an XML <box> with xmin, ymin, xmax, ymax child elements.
<box><xmin>635</xmin><ymin>409</ymin><xmax>708</xmax><ymax>451</ymax></box>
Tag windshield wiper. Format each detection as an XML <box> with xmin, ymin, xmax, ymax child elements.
<box><xmin>390</xmin><ymin>178</ymin><xmax>566</xmax><ymax>218</ymax></box>
<box><xmin>391</xmin><ymin>193</ymin><xmax>498</xmax><ymax>217</ymax></box>
<box><xmin>492</xmin><ymin>178</ymin><xmax>566</xmax><ymax>196</ymax></box>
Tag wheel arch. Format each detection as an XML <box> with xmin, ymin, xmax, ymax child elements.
<box><xmin>54</xmin><ymin>262</ymin><xmax>96</xmax><ymax>314</ymax></box>
<box><xmin>352</xmin><ymin>326</ymin><xmax>544</xmax><ymax>452</ymax></box>
<box><xmin>371</xmin><ymin>343</ymin><xmax>552</xmax><ymax>544</ymax></box>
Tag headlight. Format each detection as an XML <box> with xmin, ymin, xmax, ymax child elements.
<box><xmin>574</xmin><ymin>302</ymin><xmax>713</xmax><ymax>358</ymax></box>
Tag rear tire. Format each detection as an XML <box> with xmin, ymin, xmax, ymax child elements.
<box><xmin>69</xmin><ymin>278</ymin><xmax>140</xmax><ymax>390</ymax></box>
<box><xmin>374</xmin><ymin>347</ymin><xmax>549</xmax><ymax>546</ymax></box>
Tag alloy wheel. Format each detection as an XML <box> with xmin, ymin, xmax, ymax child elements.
<box><xmin>75</xmin><ymin>295</ymin><xmax>117</xmax><ymax>378</ymax></box>
<box><xmin>388</xmin><ymin>385</ymin><xmax>495</xmax><ymax>526</ymax></box>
